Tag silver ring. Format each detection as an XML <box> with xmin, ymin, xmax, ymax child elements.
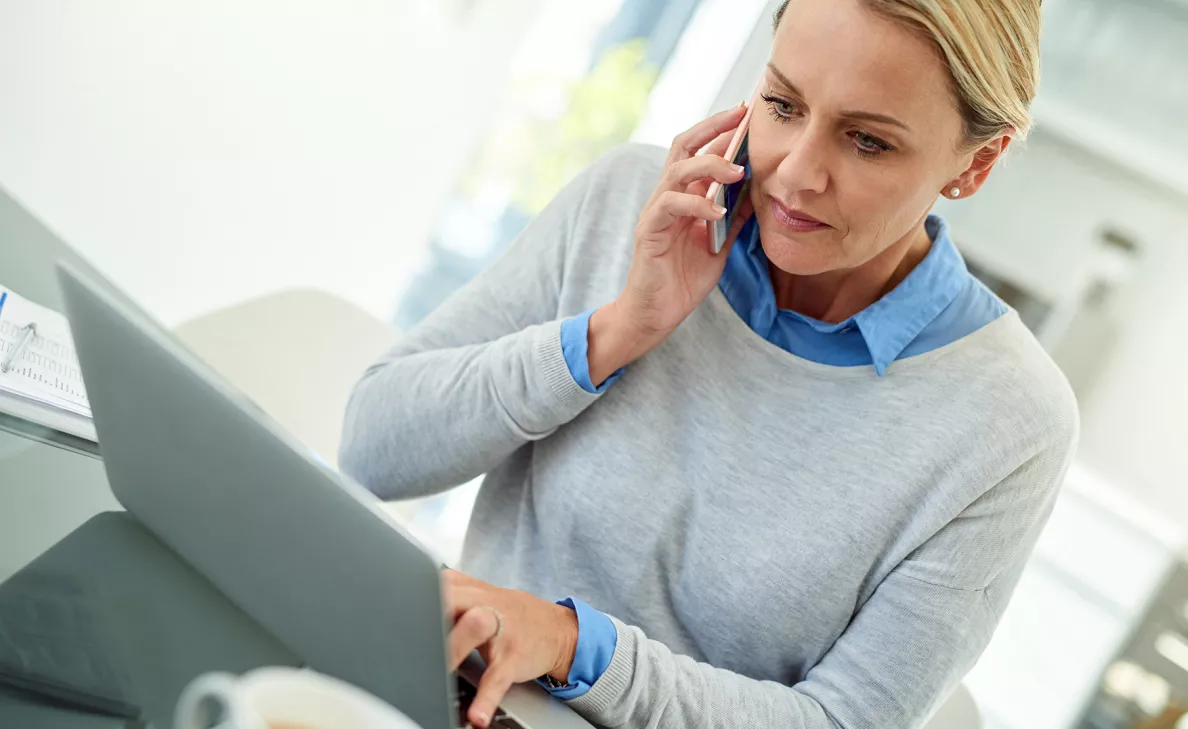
<box><xmin>483</xmin><ymin>606</ymin><xmax>504</xmax><ymax>639</ymax></box>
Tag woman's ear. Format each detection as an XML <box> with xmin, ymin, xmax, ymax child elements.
<box><xmin>945</xmin><ymin>132</ymin><xmax>1013</xmax><ymax>199</ymax></box>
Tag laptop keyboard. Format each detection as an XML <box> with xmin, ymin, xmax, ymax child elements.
<box><xmin>455</xmin><ymin>676</ymin><xmax>526</xmax><ymax>729</ymax></box>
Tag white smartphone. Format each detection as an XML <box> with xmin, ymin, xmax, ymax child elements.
<box><xmin>707</xmin><ymin>84</ymin><xmax>762</xmax><ymax>253</ymax></box>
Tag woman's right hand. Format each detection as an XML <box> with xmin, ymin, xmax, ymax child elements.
<box><xmin>587</xmin><ymin>105</ymin><xmax>755</xmax><ymax>386</ymax></box>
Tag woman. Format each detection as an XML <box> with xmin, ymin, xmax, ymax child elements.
<box><xmin>340</xmin><ymin>0</ymin><xmax>1078</xmax><ymax>727</ymax></box>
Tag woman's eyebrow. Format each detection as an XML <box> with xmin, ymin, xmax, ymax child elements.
<box><xmin>840</xmin><ymin>110</ymin><xmax>911</xmax><ymax>132</ymax></box>
<box><xmin>765</xmin><ymin>62</ymin><xmax>912</xmax><ymax>132</ymax></box>
<box><xmin>765</xmin><ymin>63</ymin><xmax>802</xmax><ymax>96</ymax></box>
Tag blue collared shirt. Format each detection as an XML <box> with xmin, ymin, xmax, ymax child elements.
<box><xmin>547</xmin><ymin>212</ymin><xmax>1006</xmax><ymax>698</ymax></box>
<box><xmin>717</xmin><ymin>213</ymin><xmax>1005</xmax><ymax>375</ymax></box>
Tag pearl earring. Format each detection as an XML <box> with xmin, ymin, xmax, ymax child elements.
<box><xmin>949</xmin><ymin>187</ymin><xmax>961</xmax><ymax>198</ymax></box>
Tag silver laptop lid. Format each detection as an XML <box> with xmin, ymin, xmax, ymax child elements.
<box><xmin>56</xmin><ymin>262</ymin><xmax>454</xmax><ymax>729</ymax></box>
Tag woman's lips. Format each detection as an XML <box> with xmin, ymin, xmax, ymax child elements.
<box><xmin>771</xmin><ymin>199</ymin><xmax>830</xmax><ymax>232</ymax></box>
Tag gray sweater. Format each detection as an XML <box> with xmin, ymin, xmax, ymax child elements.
<box><xmin>339</xmin><ymin>144</ymin><xmax>1079</xmax><ymax>729</ymax></box>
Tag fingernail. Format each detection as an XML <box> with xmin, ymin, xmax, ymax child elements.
<box><xmin>473</xmin><ymin>712</ymin><xmax>490</xmax><ymax>727</ymax></box>
<box><xmin>739</xmin><ymin>99</ymin><xmax>747</xmax><ymax>108</ymax></box>
<box><xmin>732</xmin><ymin>164</ymin><xmax>745</xmax><ymax>174</ymax></box>
<box><xmin>713</xmin><ymin>204</ymin><xmax>727</xmax><ymax>216</ymax></box>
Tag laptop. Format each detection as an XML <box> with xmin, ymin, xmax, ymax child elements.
<box><xmin>56</xmin><ymin>262</ymin><xmax>595</xmax><ymax>729</ymax></box>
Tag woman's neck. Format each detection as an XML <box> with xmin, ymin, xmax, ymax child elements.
<box><xmin>768</xmin><ymin>222</ymin><xmax>933</xmax><ymax>323</ymax></box>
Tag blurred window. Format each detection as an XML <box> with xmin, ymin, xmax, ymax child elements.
<box><xmin>394</xmin><ymin>0</ymin><xmax>704</xmax><ymax>329</ymax></box>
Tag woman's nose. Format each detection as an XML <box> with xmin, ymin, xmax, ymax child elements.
<box><xmin>775</xmin><ymin>130</ymin><xmax>831</xmax><ymax>196</ymax></box>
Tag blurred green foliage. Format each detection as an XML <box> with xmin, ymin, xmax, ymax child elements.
<box><xmin>512</xmin><ymin>39</ymin><xmax>659</xmax><ymax>214</ymax></box>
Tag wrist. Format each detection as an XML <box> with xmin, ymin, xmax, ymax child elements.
<box><xmin>548</xmin><ymin>603</ymin><xmax>580</xmax><ymax>683</ymax></box>
<box><xmin>587</xmin><ymin>301</ymin><xmax>663</xmax><ymax>386</ymax></box>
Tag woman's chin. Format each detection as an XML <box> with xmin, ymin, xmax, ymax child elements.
<box><xmin>760</xmin><ymin>235</ymin><xmax>841</xmax><ymax>277</ymax></box>
<box><xmin>755</xmin><ymin>218</ymin><xmax>842</xmax><ymax>275</ymax></box>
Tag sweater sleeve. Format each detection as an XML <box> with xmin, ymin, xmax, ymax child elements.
<box><xmin>561</xmin><ymin>309</ymin><xmax>625</xmax><ymax>394</ymax></box>
<box><xmin>566</xmin><ymin>435</ymin><xmax>1076</xmax><ymax>729</ymax></box>
<box><xmin>338</xmin><ymin>159</ymin><xmax>611</xmax><ymax>501</ymax></box>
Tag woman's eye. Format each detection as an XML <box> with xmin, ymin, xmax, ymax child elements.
<box><xmin>761</xmin><ymin>94</ymin><xmax>799</xmax><ymax>122</ymax></box>
<box><xmin>851</xmin><ymin>131</ymin><xmax>893</xmax><ymax>157</ymax></box>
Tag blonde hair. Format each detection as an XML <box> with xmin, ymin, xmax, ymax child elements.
<box><xmin>773</xmin><ymin>0</ymin><xmax>1041</xmax><ymax>145</ymax></box>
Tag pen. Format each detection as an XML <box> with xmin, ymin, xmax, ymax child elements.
<box><xmin>1</xmin><ymin>322</ymin><xmax>36</xmax><ymax>374</ymax></box>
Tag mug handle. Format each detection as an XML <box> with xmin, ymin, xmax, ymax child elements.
<box><xmin>174</xmin><ymin>672</ymin><xmax>268</xmax><ymax>729</ymax></box>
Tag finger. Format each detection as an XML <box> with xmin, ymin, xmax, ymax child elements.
<box><xmin>448</xmin><ymin>607</ymin><xmax>500</xmax><ymax>671</ymax></box>
<box><xmin>644</xmin><ymin>124</ymin><xmax>736</xmax><ymax>212</ymax></box>
<box><xmin>468</xmin><ymin>661</ymin><xmax>516</xmax><ymax>729</ymax></box>
<box><xmin>442</xmin><ymin>568</ymin><xmax>479</xmax><ymax>586</ymax></box>
<box><xmin>441</xmin><ymin>573</ymin><xmax>462</xmax><ymax>619</ymax></box>
<box><xmin>698</xmin><ymin>127</ymin><xmax>737</xmax><ymax>160</ymax></box>
<box><xmin>441</xmin><ymin>569</ymin><xmax>461</xmax><ymax>611</ymax></box>
<box><xmin>442</xmin><ymin>568</ymin><xmax>485</xmax><ymax>619</ymax></box>
<box><xmin>666</xmin><ymin>103</ymin><xmax>747</xmax><ymax>166</ymax></box>
<box><xmin>445</xmin><ymin>585</ymin><xmax>486</xmax><ymax>622</ymax></box>
<box><xmin>659</xmin><ymin>153</ymin><xmax>745</xmax><ymax>195</ymax></box>
<box><xmin>643</xmin><ymin>190</ymin><xmax>725</xmax><ymax>235</ymax></box>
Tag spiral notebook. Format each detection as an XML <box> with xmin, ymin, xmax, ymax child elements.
<box><xmin>0</xmin><ymin>285</ymin><xmax>95</xmax><ymax>442</ymax></box>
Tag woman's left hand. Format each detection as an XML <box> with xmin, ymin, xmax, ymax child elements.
<box><xmin>442</xmin><ymin>569</ymin><xmax>580</xmax><ymax>728</ymax></box>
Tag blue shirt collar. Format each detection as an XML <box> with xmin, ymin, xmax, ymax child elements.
<box><xmin>854</xmin><ymin>216</ymin><xmax>967</xmax><ymax>374</ymax></box>
<box><xmin>723</xmin><ymin>214</ymin><xmax>968</xmax><ymax>376</ymax></box>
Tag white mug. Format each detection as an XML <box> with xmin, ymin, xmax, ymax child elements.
<box><xmin>174</xmin><ymin>667</ymin><xmax>422</xmax><ymax>729</ymax></box>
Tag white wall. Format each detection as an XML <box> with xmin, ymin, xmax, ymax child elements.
<box><xmin>0</xmin><ymin>0</ymin><xmax>542</xmax><ymax>326</ymax></box>
<box><xmin>944</xmin><ymin>130</ymin><xmax>1188</xmax><ymax>526</ymax></box>
<box><xmin>1070</xmin><ymin>174</ymin><xmax>1188</xmax><ymax>523</ymax></box>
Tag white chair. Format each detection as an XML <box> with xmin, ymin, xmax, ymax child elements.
<box><xmin>174</xmin><ymin>287</ymin><xmax>426</xmax><ymax>527</ymax></box>
<box><xmin>174</xmin><ymin>288</ymin><xmax>398</xmax><ymax>468</ymax></box>
<box><xmin>925</xmin><ymin>683</ymin><xmax>981</xmax><ymax>729</ymax></box>
<box><xmin>175</xmin><ymin>290</ymin><xmax>983</xmax><ymax>726</ymax></box>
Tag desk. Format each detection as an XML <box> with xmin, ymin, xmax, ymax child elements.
<box><xmin>0</xmin><ymin>185</ymin><xmax>116</xmax><ymax>583</ymax></box>
<box><xmin>0</xmin><ymin>187</ymin><xmax>300</xmax><ymax>728</ymax></box>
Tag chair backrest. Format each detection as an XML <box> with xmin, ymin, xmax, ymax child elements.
<box><xmin>174</xmin><ymin>288</ymin><xmax>399</xmax><ymax>467</ymax></box>
<box><xmin>924</xmin><ymin>683</ymin><xmax>980</xmax><ymax>729</ymax></box>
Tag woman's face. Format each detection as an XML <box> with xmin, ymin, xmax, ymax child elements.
<box><xmin>748</xmin><ymin>0</ymin><xmax>984</xmax><ymax>275</ymax></box>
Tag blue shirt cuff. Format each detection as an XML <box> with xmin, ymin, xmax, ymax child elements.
<box><xmin>536</xmin><ymin>597</ymin><xmax>617</xmax><ymax>700</ymax></box>
<box><xmin>560</xmin><ymin>309</ymin><xmax>623</xmax><ymax>394</ymax></box>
